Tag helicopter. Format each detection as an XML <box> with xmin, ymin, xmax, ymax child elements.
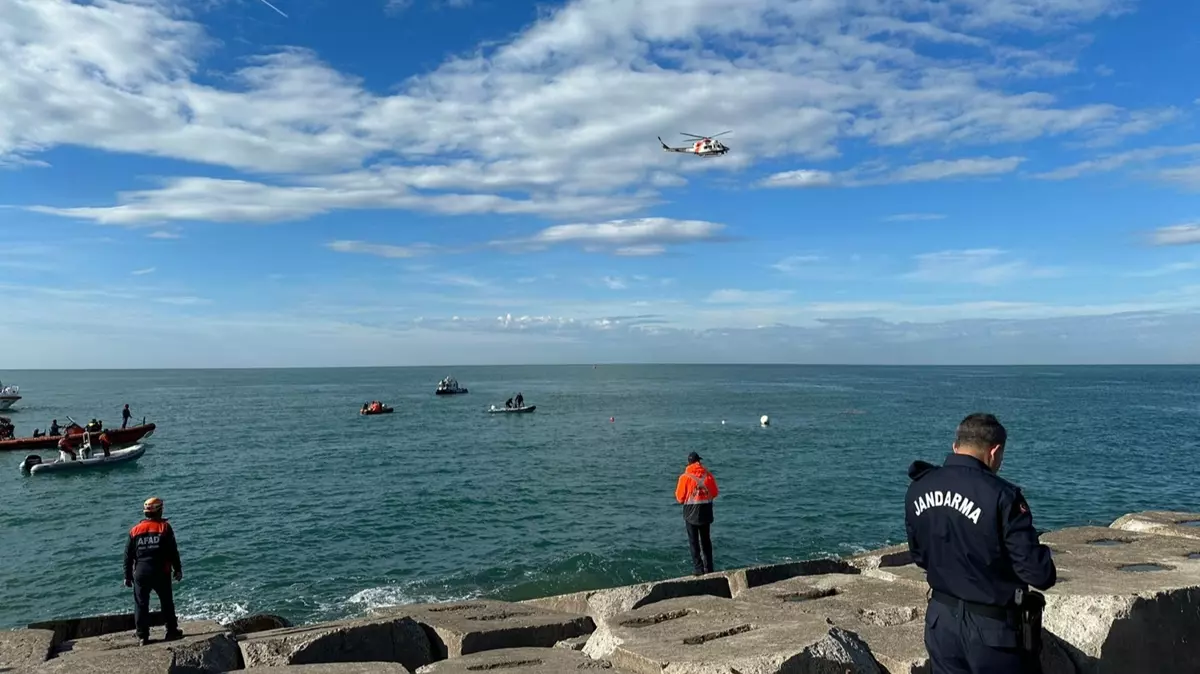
<box><xmin>658</xmin><ymin>131</ymin><xmax>731</xmax><ymax>158</ymax></box>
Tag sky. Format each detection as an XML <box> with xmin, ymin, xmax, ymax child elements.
<box><xmin>2</xmin><ymin>0</ymin><xmax>1200</xmax><ymax>368</ymax></box>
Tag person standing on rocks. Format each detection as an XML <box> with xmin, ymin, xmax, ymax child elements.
<box><xmin>904</xmin><ymin>413</ymin><xmax>1056</xmax><ymax>673</ymax></box>
<box><xmin>675</xmin><ymin>451</ymin><xmax>719</xmax><ymax>575</ymax></box>
<box><xmin>124</xmin><ymin>497</ymin><xmax>184</xmax><ymax>645</ymax></box>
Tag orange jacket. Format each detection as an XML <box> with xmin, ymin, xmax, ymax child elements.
<box><xmin>675</xmin><ymin>462</ymin><xmax>718</xmax><ymax>505</ymax></box>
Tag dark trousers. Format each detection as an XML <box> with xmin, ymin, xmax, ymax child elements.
<box><xmin>925</xmin><ymin>598</ymin><xmax>1039</xmax><ymax>674</ymax></box>
<box><xmin>122</xmin><ymin>416</ymin><xmax>130</xmax><ymax>429</ymax></box>
<box><xmin>685</xmin><ymin>522</ymin><xmax>713</xmax><ymax>574</ymax></box>
<box><xmin>133</xmin><ymin>574</ymin><xmax>178</xmax><ymax>638</ymax></box>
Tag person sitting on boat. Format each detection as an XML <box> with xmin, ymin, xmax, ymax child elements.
<box><xmin>362</xmin><ymin>403</ymin><xmax>369</xmax><ymax>413</ymax></box>
<box><xmin>57</xmin><ymin>435</ymin><xmax>77</xmax><ymax>461</ymax></box>
<box><xmin>49</xmin><ymin>419</ymin><xmax>60</xmax><ymax>436</ymax></box>
<box><xmin>505</xmin><ymin>397</ymin><xmax>513</xmax><ymax>409</ymax></box>
<box><xmin>32</xmin><ymin>429</ymin><xmax>42</xmax><ymax>438</ymax></box>
<box><xmin>0</xmin><ymin>417</ymin><xmax>13</xmax><ymax>440</ymax></box>
<box><xmin>515</xmin><ymin>392</ymin><xmax>524</xmax><ymax>408</ymax></box>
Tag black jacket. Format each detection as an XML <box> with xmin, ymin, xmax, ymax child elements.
<box><xmin>905</xmin><ymin>453</ymin><xmax>1056</xmax><ymax>607</ymax></box>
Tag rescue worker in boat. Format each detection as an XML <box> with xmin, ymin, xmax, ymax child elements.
<box><xmin>97</xmin><ymin>432</ymin><xmax>112</xmax><ymax>458</ymax></box>
<box><xmin>49</xmin><ymin>419</ymin><xmax>60</xmax><ymax>436</ymax></box>
<box><xmin>124</xmin><ymin>497</ymin><xmax>184</xmax><ymax>646</ymax></box>
<box><xmin>515</xmin><ymin>392</ymin><xmax>524</xmax><ymax>408</ymax></box>
<box><xmin>57</xmin><ymin>435</ymin><xmax>77</xmax><ymax>461</ymax></box>
<box><xmin>675</xmin><ymin>451</ymin><xmax>719</xmax><ymax>576</ymax></box>
<box><xmin>905</xmin><ymin>413</ymin><xmax>1056</xmax><ymax>674</ymax></box>
<box><xmin>505</xmin><ymin>397</ymin><xmax>514</xmax><ymax>409</ymax></box>
<box><xmin>362</xmin><ymin>403</ymin><xmax>369</xmax><ymax>414</ymax></box>
<box><xmin>122</xmin><ymin>404</ymin><xmax>132</xmax><ymax>429</ymax></box>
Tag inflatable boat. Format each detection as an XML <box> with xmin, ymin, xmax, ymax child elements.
<box><xmin>488</xmin><ymin>405</ymin><xmax>536</xmax><ymax>414</ymax></box>
<box><xmin>20</xmin><ymin>444</ymin><xmax>146</xmax><ymax>475</ymax></box>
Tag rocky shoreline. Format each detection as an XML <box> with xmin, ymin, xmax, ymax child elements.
<box><xmin>3</xmin><ymin>509</ymin><xmax>1198</xmax><ymax>673</ymax></box>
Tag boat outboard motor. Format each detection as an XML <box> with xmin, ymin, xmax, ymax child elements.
<box><xmin>19</xmin><ymin>455</ymin><xmax>42</xmax><ymax>473</ymax></box>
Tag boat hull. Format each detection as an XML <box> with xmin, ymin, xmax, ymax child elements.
<box><xmin>24</xmin><ymin>444</ymin><xmax>146</xmax><ymax>475</ymax></box>
<box><xmin>0</xmin><ymin>397</ymin><xmax>18</xmax><ymax>411</ymax></box>
<box><xmin>361</xmin><ymin>407</ymin><xmax>393</xmax><ymax>415</ymax></box>
<box><xmin>0</xmin><ymin>423</ymin><xmax>156</xmax><ymax>452</ymax></box>
<box><xmin>488</xmin><ymin>405</ymin><xmax>536</xmax><ymax>414</ymax></box>
<box><xmin>435</xmin><ymin>388</ymin><xmax>468</xmax><ymax>395</ymax></box>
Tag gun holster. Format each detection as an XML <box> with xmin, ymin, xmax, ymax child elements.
<box><xmin>1014</xmin><ymin>588</ymin><xmax>1046</xmax><ymax>655</ymax></box>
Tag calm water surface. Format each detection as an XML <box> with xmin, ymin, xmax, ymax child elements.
<box><xmin>0</xmin><ymin>365</ymin><xmax>1196</xmax><ymax>629</ymax></box>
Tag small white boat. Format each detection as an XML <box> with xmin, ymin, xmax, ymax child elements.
<box><xmin>488</xmin><ymin>404</ymin><xmax>536</xmax><ymax>414</ymax></box>
<box><xmin>0</xmin><ymin>381</ymin><xmax>20</xmax><ymax>411</ymax></box>
<box><xmin>20</xmin><ymin>444</ymin><xmax>146</xmax><ymax>475</ymax></box>
<box><xmin>435</xmin><ymin>376</ymin><xmax>468</xmax><ymax>395</ymax></box>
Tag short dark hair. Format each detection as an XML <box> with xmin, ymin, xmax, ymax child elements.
<box><xmin>955</xmin><ymin>413</ymin><xmax>1007</xmax><ymax>450</ymax></box>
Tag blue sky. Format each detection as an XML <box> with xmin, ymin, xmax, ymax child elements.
<box><xmin>2</xmin><ymin>0</ymin><xmax>1200</xmax><ymax>368</ymax></box>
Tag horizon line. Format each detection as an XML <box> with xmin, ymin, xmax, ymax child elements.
<box><xmin>3</xmin><ymin>362</ymin><xmax>1199</xmax><ymax>372</ymax></box>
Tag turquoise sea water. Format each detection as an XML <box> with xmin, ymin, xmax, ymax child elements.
<box><xmin>0</xmin><ymin>365</ymin><xmax>1197</xmax><ymax>630</ymax></box>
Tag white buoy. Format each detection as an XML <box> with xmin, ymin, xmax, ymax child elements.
<box><xmin>721</xmin><ymin>420</ymin><xmax>726</xmax><ymax>425</ymax></box>
<box><xmin>760</xmin><ymin>414</ymin><xmax>770</xmax><ymax>426</ymax></box>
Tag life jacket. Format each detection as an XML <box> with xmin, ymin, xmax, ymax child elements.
<box><xmin>677</xmin><ymin>463</ymin><xmax>718</xmax><ymax>505</ymax></box>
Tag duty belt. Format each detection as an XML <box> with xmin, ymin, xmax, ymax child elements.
<box><xmin>930</xmin><ymin>589</ymin><xmax>1015</xmax><ymax>622</ymax></box>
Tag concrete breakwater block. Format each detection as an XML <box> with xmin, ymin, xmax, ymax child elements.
<box><xmin>415</xmin><ymin>646</ymin><xmax>631</xmax><ymax>673</ymax></box>
<box><xmin>736</xmin><ymin>574</ymin><xmax>930</xmax><ymax>673</ymax></box>
<box><xmin>847</xmin><ymin>544</ymin><xmax>912</xmax><ymax>572</ymax></box>
<box><xmin>725</xmin><ymin>557</ymin><xmax>860</xmax><ymax>597</ymax></box>
<box><xmin>28</xmin><ymin>611</ymin><xmax>170</xmax><ymax>642</ymax></box>
<box><xmin>1036</xmin><ymin>528</ymin><xmax>1200</xmax><ymax>673</ymax></box>
<box><xmin>243</xmin><ymin>663</ymin><xmax>411</xmax><ymax>673</ymax></box>
<box><xmin>373</xmin><ymin>599</ymin><xmax>594</xmax><ymax>659</ymax></box>
<box><xmin>238</xmin><ymin>616</ymin><xmax>433</xmax><ymax>671</ymax></box>
<box><xmin>522</xmin><ymin>575</ymin><xmax>732</xmax><ymax>623</ymax></box>
<box><xmin>225</xmin><ymin>613</ymin><xmax>293</xmax><ymax>636</ymax></box>
<box><xmin>31</xmin><ymin>621</ymin><xmax>239</xmax><ymax>674</ymax></box>
<box><xmin>582</xmin><ymin>595</ymin><xmax>882</xmax><ymax>674</ymax></box>
<box><xmin>1110</xmin><ymin>510</ymin><xmax>1200</xmax><ymax>541</ymax></box>
<box><xmin>554</xmin><ymin>634</ymin><xmax>590</xmax><ymax>650</ymax></box>
<box><xmin>0</xmin><ymin>628</ymin><xmax>55</xmax><ymax>670</ymax></box>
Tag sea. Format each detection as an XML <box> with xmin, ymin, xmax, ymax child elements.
<box><xmin>0</xmin><ymin>365</ymin><xmax>1197</xmax><ymax>630</ymax></box>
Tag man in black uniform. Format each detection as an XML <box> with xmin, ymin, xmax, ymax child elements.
<box><xmin>905</xmin><ymin>413</ymin><xmax>1056</xmax><ymax>674</ymax></box>
<box><xmin>124</xmin><ymin>497</ymin><xmax>184</xmax><ymax>645</ymax></box>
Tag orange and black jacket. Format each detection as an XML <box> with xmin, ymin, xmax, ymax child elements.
<box><xmin>675</xmin><ymin>462</ymin><xmax>719</xmax><ymax>525</ymax></box>
<box><xmin>124</xmin><ymin>518</ymin><xmax>182</xmax><ymax>581</ymax></box>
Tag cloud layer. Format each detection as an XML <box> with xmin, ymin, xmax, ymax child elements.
<box><xmin>2</xmin><ymin>0</ymin><xmax>1182</xmax><ymax>230</ymax></box>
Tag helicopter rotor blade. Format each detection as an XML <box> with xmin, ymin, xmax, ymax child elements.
<box><xmin>709</xmin><ymin>130</ymin><xmax>732</xmax><ymax>138</ymax></box>
<box><xmin>679</xmin><ymin>132</ymin><xmax>706</xmax><ymax>139</ymax></box>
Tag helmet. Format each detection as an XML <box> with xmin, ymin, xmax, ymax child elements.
<box><xmin>143</xmin><ymin>497</ymin><xmax>163</xmax><ymax>514</ymax></box>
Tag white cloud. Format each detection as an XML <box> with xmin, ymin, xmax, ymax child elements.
<box><xmin>884</xmin><ymin>213</ymin><xmax>946</xmax><ymax>222</ymax></box>
<box><xmin>1</xmin><ymin>0</ymin><xmax>1168</xmax><ymax>226</ymax></box>
<box><xmin>1034</xmin><ymin>144</ymin><xmax>1200</xmax><ymax>180</ymax></box>
<box><xmin>771</xmin><ymin>254</ymin><xmax>825</xmax><ymax>273</ymax></box>
<box><xmin>384</xmin><ymin>0</ymin><xmax>411</xmax><ymax>13</ymax></box>
<box><xmin>132</xmin><ymin>267</ymin><xmax>156</xmax><ymax>275</ymax></box>
<box><xmin>326</xmin><ymin>240</ymin><xmax>437</xmax><ymax>258</ymax></box>
<box><xmin>10</xmin><ymin>279</ymin><xmax>1200</xmax><ymax>368</ymax></box>
<box><xmin>147</xmin><ymin>230</ymin><xmax>182</xmax><ymax>239</ymax></box>
<box><xmin>602</xmin><ymin>276</ymin><xmax>627</xmax><ymax>290</ymax></box>
<box><xmin>761</xmin><ymin>157</ymin><xmax>1023</xmax><ymax>188</ymax></box>
<box><xmin>490</xmin><ymin>218</ymin><xmax>727</xmax><ymax>255</ymax></box>
<box><xmin>1157</xmin><ymin>166</ymin><xmax>1200</xmax><ymax>191</ymax></box>
<box><xmin>1124</xmin><ymin>261</ymin><xmax>1200</xmax><ymax>277</ymax></box>
<box><xmin>904</xmin><ymin>248</ymin><xmax>1061</xmax><ymax>285</ymax></box>
<box><xmin>705</xmin><ymin>289</ymin><xmax>793</xmax><ymax>304</ymax></box>
<box><xmin>1151</xmin><ymin>224</ymin><xmax>1200</xmax><ymax>247</ymax></box>
<box><xmin>318</xmin><ymin>218</ymin><xmax>726</xmax><ymax>260</ymax></box>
